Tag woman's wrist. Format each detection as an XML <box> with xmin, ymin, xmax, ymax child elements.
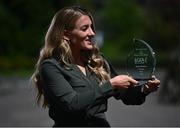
<box><xmin>109</xmin><ymin>79</ymin><xmax>116</xmax><ymax>89</ymax></box>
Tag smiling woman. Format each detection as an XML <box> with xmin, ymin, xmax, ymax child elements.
<box><xmin>31</xmin><ymin>6</ymin><xmax>160</xmax><ymax>127</ymax></box>
<box><xmin>66</xmin><ymin>15</ymin><xmax>95</xmax><ymax>52</ymax></box>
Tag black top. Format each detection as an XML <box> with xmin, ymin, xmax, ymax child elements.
<box><xmin>40</xmin><ymin>57</ymin><xmax>147</xmax><ymax>127</ymax></box>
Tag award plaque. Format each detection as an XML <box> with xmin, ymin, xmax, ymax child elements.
<box><xmin>127</xmin><ymin>38</ymin><xmax>156</xmax><ymax>82</ymax></box>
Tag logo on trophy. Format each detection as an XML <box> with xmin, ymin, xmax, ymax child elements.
<box><xmin>127</xmin><ymin>39</ymin><xmax>156</xmax><ymax>84</ymax></box>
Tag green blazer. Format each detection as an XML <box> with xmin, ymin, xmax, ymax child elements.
<box><xmin>40</xmin><ymin>57</ymin><xmax>147</xmax><ymax>126</ymax></box>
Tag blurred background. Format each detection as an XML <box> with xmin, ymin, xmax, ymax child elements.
<box><xmin>0</xmin><ymin>0</ymin><xmax>180</xmax><ymax>127</ymax></box>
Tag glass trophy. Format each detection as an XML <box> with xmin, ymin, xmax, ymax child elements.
<box><xmin>127</xmin><ymin>38</ymin><xmax>156</xmax><ymax>84</ymax></box>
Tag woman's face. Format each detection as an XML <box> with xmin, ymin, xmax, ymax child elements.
<box><xmin>67</xmin><ymin>15</ymin><xmax>95</xmax><ymax>51</ymax></box>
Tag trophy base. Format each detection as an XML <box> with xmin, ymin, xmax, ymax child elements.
<box><xmin>134</xmin><ymin>78</ymin><xmax>152</xmax><ymax>81</ymax></box>
<box><xmin>134</xmin><ymin>78</ymin><xmax>152</xmax><ymax>86</ymax></box>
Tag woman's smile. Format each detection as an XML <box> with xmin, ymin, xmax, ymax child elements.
<box><xmin>68</xmin><ymin>15</ymin><xmax>95</xmax><ymax>51</ymax></box>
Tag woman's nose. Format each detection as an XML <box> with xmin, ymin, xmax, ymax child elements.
<box><xmin>88</xmin><ymin>27</ymin><xmax>95</xmax><ymax>36</ymax></box>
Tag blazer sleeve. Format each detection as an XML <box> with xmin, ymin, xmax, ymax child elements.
<box><xmin>114</xmin><ymin>86</ymin><xmax>148</xmax><ymax>105</ymax></box>
<box><xmin>40</xmin><ymin>60</ymin><xmax>114</xmax><ymax>113</ymax></box>
<box><xmin>104</xmin><ymin>57</ymin><xmax>148</xmax><ymax>105</ymax></box>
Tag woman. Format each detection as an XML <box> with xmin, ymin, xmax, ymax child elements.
<box><xmin>31</xmin><ymin>6</ymin><xmax>160</xmax><ymax>127</ymax></box>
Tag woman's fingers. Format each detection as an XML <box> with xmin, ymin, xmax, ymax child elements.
<box><xmin>110</xmin><ymin>75</ymin><xmax>138</xmax><ymax>89</ymax></box>
<box><xmin>128</xmin><ymin>77</ymin><xmax>139</xmax><ymax>85</ymax></box>
<box><xmin>148</xmin><ymin>78</ymin><xmax>160</xmax><ymax>85</ymax></box>
<box><xmin>146</xmin><ymin>76</ymin><xmax>161</xmax><ymax>92</ymax></box>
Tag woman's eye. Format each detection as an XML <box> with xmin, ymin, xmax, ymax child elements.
<box><xmin>81</xmin><ymin>26</ymin><xmax>88</xmax><ymax>31</ymax></box>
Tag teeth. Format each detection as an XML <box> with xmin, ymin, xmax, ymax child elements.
<box><xmin>86</xmin><ymin>37</ymin><xmax>95</xmax><ymax>44</ymax></box>
<box><xmin>87</xmin><ymin>39</ymin><xmax>90</xmax><ymax>41</ymax></box>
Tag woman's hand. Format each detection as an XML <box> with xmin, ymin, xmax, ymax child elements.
<box><xmin>110</xmin><ymin>75</ymin><xmax>138</xmax><ymax>89</ymax></box>
<box><xmin>143</xmin><ymin>76</ymin><xmax>161</xmax><ymax>94</ymax></box>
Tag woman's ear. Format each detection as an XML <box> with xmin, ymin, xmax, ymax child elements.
<box><xmin>63</xmin><ymin>30</ymin><xmax>70</xmax><ymax>41</ymax></box>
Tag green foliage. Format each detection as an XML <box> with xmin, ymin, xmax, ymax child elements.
<box><xmin>100</xmin><ymin>0</ymin><xmax>147</xmax><ymax>62</ymax></box>
<box><xmin>0</xmin><ymin>0</ymin><xmax>55</xmax><ymax>56</ymax></box>
<box><xmin>0</xmin><ymin>0</ymin><xmax>179</xmax><ymax>74</ymax></box>
<box><xmin>0</xmin><ymin>0</ymin><xmax>76</xmax><ymax>73</ymax></box>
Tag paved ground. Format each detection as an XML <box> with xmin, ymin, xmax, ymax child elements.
<box><xmin>0</xmin><ymin>70</ymin><xmax>180</xmax><ymax>127</ymax></box>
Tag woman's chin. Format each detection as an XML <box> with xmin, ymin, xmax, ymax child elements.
<box><xmin>84</xmin><ymin>44</ymin><xmax>94</xmax><ymax>50</ymax></box>
<box><xmin>85</xmin><ymin>45</ymin><xmax>93</xmax><ymax>50</ymax></box>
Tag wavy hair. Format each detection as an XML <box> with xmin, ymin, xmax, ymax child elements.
<box><xmin>31</xmin><ymin>6</ymin><xmax>110</xmax><ymax>108</ymax></box>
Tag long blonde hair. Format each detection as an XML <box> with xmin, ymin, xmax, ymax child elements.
<box><xmin>31</xmin><ymin>6</ymin><xmax>110</xmax><ymax>108</ymax></box>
